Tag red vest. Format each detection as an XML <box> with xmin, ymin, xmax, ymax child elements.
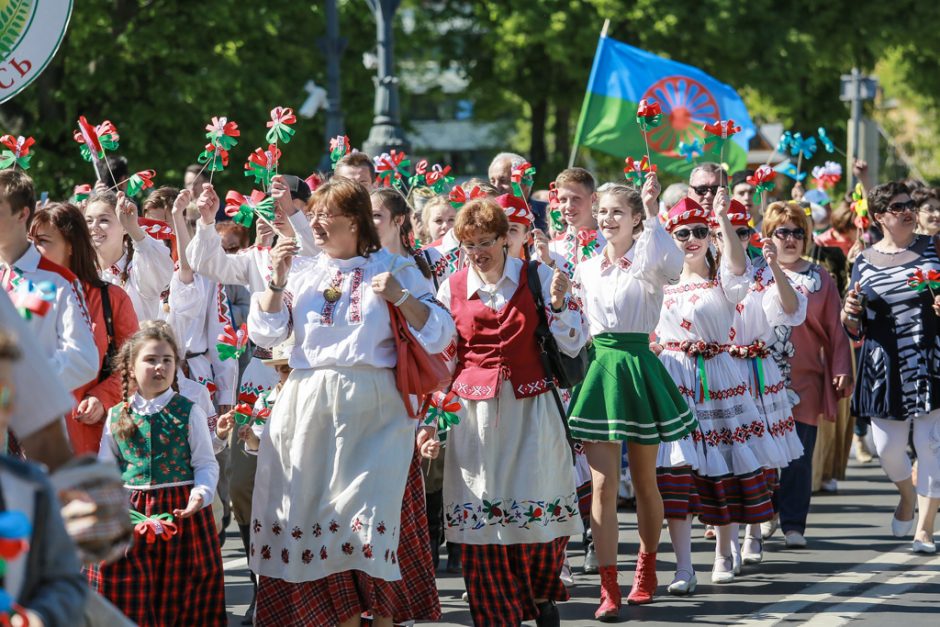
<box><xmin>449</xmin><ymin>265</ymin><xmax>551</xmax><ymax>400</ymax></box>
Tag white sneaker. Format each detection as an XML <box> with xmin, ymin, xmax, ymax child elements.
<box><xmin>761</xmin><ymin>517</ymin><xmax>778</xmax><ymax>540</ymax></box>
<box><xmin>784</xmin><ymin>530</ymin><xmax>807</xmax><ymax>548</ymax></box>
<box><xmin>820</xmin><ymin>478</ymin><xmax>838</xmax><ymax>493</ymax></box>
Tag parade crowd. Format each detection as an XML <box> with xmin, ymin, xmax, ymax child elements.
<box><xmin>1</xmin><ymin>135</ymin><xmax>939</xmax><ymax>627</ymax></box>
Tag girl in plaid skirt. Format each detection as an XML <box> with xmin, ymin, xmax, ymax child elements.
<box><xmin>89</xmin><ymin>325</ymin><xmax>226</xmax><ymax>626</ymax></box>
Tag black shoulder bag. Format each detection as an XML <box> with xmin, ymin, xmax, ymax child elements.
<box><xmin>526</xmin><ymin>260</ymin><xmax>589</xmax><ymax>463</ymax></box>
<box><xmin>97</xmin><ymin>285</ymin><xmax>117</xmax><ymax>382</ymax></box>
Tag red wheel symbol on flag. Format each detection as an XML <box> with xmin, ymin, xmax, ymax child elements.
<box><xmin>641</xmin><ymin>76</ymin><xmax>719</xmax><ymax>157</ymax></box>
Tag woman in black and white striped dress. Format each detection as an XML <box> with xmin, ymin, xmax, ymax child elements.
<box><xmin>843</xmin><ymin>181</ymin><xmax>940</xmax><ymax>555</ymax></box>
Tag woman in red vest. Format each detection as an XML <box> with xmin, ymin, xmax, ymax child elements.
<box><xmin>436</xmin><ymin>198</ymin><xmax>588</xmax><ymax>626</ymax></box>
<box><xmin>30</xmin><ymin>202</ymin><xmax>140</xmax><ymax>454</ymax></box>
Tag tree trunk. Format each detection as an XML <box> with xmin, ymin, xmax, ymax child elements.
<box><xmin>530</xmin><ymin>98</ymin><xmax>547</xmax><ymax>173</ymax></box>
<box><xmin>554</xmin><ymin>104</ymin><xmax>570</xmax><ymax>169</ymax></box>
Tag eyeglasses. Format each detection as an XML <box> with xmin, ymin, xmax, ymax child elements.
<box><xmin>312</xmin><ymin>211</ymin><xmax>344</xmax><ymax>222</ymax></box>
<box><xmin>460</xmin><ymin>238</ymin><xmax>499</xmax><ymax>252</ymax></box>
<box><xmin>773</xmin><ymin>227</ymin><xmax>806</xmax><ymax>241</ymax></box>
<box><xmin>886</xmin><ymin>199</ymin><xmax>918</xmax><ymax>214</ymax></box>
<box><xmin>716</xmin><ymin>227</ymin><xmax>753</xmax><ymax>242</ymax></box>
<box><xmin>691</xmin><ymin>185</ymin><xmax>720</xmax><ymax>197</ymax></box>
<box><xmin>673</xmin><ymin>227</ymin><xmax>711</xmax><ymax>242</ymax></box>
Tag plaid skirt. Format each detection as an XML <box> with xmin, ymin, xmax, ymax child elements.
<box><xmin>462</xmin><ymin>538</ymin><xmax>569</xmax><ymax>626</ymax></box>
<box><xmin>86</xmin><ymin>484</ymin><xmax>225</xmax><ymax>627</ymax></box>
<box><xmin>656</xmin><ymin>465</ymin><xmax>774</xmax><ymax>525</ymax></box>
<box><xmin>255</xmin><ymin>447</ymin><xmax>441</xmax><ymax>625</ymax></box>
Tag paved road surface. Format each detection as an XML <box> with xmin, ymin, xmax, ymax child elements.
<box><xmin>222</xmin><ymin>458</ymin><xmax>940</xmax><ymax>625</ymax></box>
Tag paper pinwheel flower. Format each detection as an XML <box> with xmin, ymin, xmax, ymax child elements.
<box><xmin>266</xmin><ymin>107</ymin><xmax>297</xmax><ymax>144</ymax></box>
<box><xmin>623</xmin><ymin>156</ymin><xmax>656</xmax><ymax>186</ymax></box>
<box><xmin>812</xmin><ymin>161</ymin><xmax>842</xmax><ymax>190</ymax></box>
<box><xmin>677</xmin><ymin>139</ymin><xmax>704</xmax><ymax>163</ymax></box>
<box><xmin>427</xmin><ymin>163</ymin><xmax>455</xmax><ymax>194</ymax></box>
<box><xmin>409</xmin><ymin>159</ymin><xmax>429</xmax><ymax>188</ymax></box>
<box><xmin>776</xmin><ymin>131</ymin><xmax>794</xmax><ymax>155</ymax></box>
<box><xmin>244</xmin><ymin>144</ymin><xmax>282</xmax><ymax>187</ymax></box>
<box><xmin>510</xmin><ymin>161</ymin><xmax>535</xmax><ymax>198</ymax></box>
<box><xmin>851</xmin><ymin>183</ymin><xmax>869</xmax><ymax>230</ymax></box>
<box><xmin>907</xmin><ymin>268</ymin><xmax>940</xmax><ymax>293</ymax></box>
<box><xmin>217</xmin><ymin>323</ymin><xmax>249</xmax><ymax>361</ymax></box>
<box><xmin>374</xmin><ymin>150</ymin><xmax>411</xmax><ymax>188</ymax></box>
<box><xmin>74</xmin><ymin>116</ymin><xmax>120</xmax><ymax>162</ymax></box>
<box><xmin>10</xmin><ymin>280</ymin><xmax>55</xmax><ymax>320</ymax></box>
<box><xmin>235</xmin><ymin>403</ymin><xmax>269</xmax><ymax>426</ymax></box>
<box><xmin>789</xmin><ymin>133</ymin><xmax>817</xmax><ymax>159</ymax></box>
<box><xmin>129</xmin><ymin>511</ymin><xmax>177</xmax><ymax>544</ymax></box>
<box><xmin>0</xmin><ymin>510</ymin><xmax>30</xmax><ymax>620</ymax></box>
<box><xmin>424</xmin><ymin>390</ymin><xmax>461</xmax><ymax>437</ymax></box>
<box><xmin>224</xmin><ymin>190</ymin><xmax>276</xmax><ymax>228</ymax></box>
<box><xmin>817</xmin><ymin>127</ymin><xmax>837</xmax><ymax>153</ymax></box>
<box><xmin>138</xmin><ymin>217</ymin><xmax>174</xmax><ymax>241</ymax></box>
<box><xmin>703</xmin><ymin>120</ymin><xmax>742</xmax><ymax>141</ymax></box>
<box><xmin>449</xmin><ymin>185</ymin><xmax>485</xmax><ymax>209</ymax></box>
<box><xmin>329</xmin><ymin>135</ymin><xmax>351</xmax><ymax>169</ymax></box>
<box><xmin>0</xmin><ymin>135</ymin><xmax>34</xmax><ymax>170</ymax></box>
<box><xmin>126</xmin><ymin>170</ymin><xmax>156</xmax><ymax>198</ymax></box>
<box><xmin>773</xmin><ymin>160</ymin><xmax>806</xmax><ymax>182</ymax></box>
<box><xmin>577</xmin><ymin>229</ymin><xmax>600</xmax><ymax>257</ymax></box>
<box><xmin>548</xmin><ymin>182</ymin><xmax>565</xmax><ymax>232</ymax></box>
<box><xmin>197</xmin><ymin>143</ymin><xmax>229</xmax><ymax>173</ymax></box>
<box><xmin>205</xmin><ymin>116</ymin><xmax>240</xmax><ymax>151</ymax></box>
<box><xmin>746</xmin><ymin>165</ymin><xmax>776</xmax><ymax>200</ymax></box>
<box><xmin>636</xmin><ymin>98</ymin><xmax>663</xmax><ymax>132</ymax></box>
<box><xmin>71</xmin><ymin>184</ymin><xmax>92</xmax><ymax>203</ymax></box>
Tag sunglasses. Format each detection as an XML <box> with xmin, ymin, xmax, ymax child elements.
<box><xmin>885</xmin><ymin>199</ymin><xmax>918</xmax><ymax>214</ymax></box>
<box><xmin>673</xmin><ymin>226</ymin><xmax>711</xmax><ymax>242</ymax></box>
<box><xmin>716</xmin><ymin>227</ymin><xmax>753</xmax><ymax>241</ymax></box>
<box><xmin>773</xmin><ymin>227</ymin><xmax>806</xmax><ymax>241</ymax></box>
<box><xmin>691</xmin><ymin>185</ymin><xmax>720</xmax><ymax>196</ymax></box>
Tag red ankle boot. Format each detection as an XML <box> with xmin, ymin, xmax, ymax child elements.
<box><xmin>595</xmin><ymin>565</ymin><xmax>621</xmax><ymax>621</ymax></box>
<box><xmin>627</xmin><ymin>551</ymin><xmax>658</xmax><ymax>605</ymax></box>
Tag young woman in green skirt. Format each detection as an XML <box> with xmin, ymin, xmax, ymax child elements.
<box><xmin>569</xmin><ymin>173</ymin><xmax>697</xmax><ymax>620</ymax></box>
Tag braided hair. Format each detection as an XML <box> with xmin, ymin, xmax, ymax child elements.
<box><xmin>88</xmin><ymin>191</ymin><xmax>136</xmax><ymax>285</ymax></box>
<box><xmin>112</xmin><ymin>325</ymin><xmax>182</xmax><ymax>441</ymax></box>
<box><xmin>371</xmin><ymin>188</ymin><xmax>432</xmax><ymax>279</ymax></box>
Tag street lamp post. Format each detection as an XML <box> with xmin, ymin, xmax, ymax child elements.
<box><xmin>317</xmin><ymin>0</ymin><xmax>347</xmax><ymax>171</ymax></box>
<box><xmin>362</xmin><ymin>0</ymin><xmax>410</xmax><ymax>157</ymax></box>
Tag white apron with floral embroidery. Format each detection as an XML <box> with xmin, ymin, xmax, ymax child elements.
<box><xmin>443</xmin><ymin>381</ymin><xmax>583</xmax><ymax>545</ymax></box>
<box><xmin>249</xmin><ymin>366</ymin><xmax>413</xmax><ymax>582</ymax></box>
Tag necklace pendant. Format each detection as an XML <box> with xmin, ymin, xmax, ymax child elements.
<box><xmin>323</xmin><ymin>287</ymin><xmax>342</xmax><ymax>303</ymax></box>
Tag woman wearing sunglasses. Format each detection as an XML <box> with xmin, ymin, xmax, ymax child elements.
<box><xmin>655</xmin><ymin>192</ymin><xmax>777</xmax><ymax>589</ymax></box>
<box><xmin>716</xmin><ymin>201</ymin><xmax>807</xmax><ymax>565</ymax></box>
<box><xmin>762</xmin><ymin>202</ymin><xmax>853</xmax><ymax>548</ymax></box>
<box><xmin>843</xmin><ymin>181</ymin><xmax>940</xmax><ymax>554</ymax></box>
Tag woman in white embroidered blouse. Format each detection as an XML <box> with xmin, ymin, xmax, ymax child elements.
<box><xmin>247</xmin><ymin>177</ymin><xmax>455</xmax><ymax>627</ymax></box>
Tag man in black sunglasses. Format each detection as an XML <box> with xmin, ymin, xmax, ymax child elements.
<box><xmin>687</xmin><ymin>162</ymin><xmax>728</xmax><ymax>213</ymax></box>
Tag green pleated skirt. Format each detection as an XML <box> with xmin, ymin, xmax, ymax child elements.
<box><xmin>567</xmin><ymin>332</ymin><xmax>697</xmax><ymax>444</ymax></box>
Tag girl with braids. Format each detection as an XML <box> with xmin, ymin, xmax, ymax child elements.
<box><xmin>85</xmin><ymin>190</ymin><xmax>174</xmax><ymax>321</ymax></box>
<box><xmin>655</xmin><ymin>192</ymin><xmax>777</xmax><ymax>590</ymax></box>
<box><xmin>30</xmin><ymin>202</ymin><xmax>140</xmax><ymax>454</ymax></box>
<box><xmin>371</xmin><ymin>187</ymin><xmax>439</xmax><ymax>279</ymax></box>
<box><xmin>91</xmin><ymin>325</ymin><xmax>225</xmax><ymax>626</ymax></box>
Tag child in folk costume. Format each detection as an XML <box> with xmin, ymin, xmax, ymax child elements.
<box><xmin>85</xmin><ymin>190</ymin><xmax>175</xmax><ymax>322</ymax></box>
<box><xmin>437</xmin><ymin>199</ymin><xmax>587</xmax><ymax>626</ymax></box>
<box><xmin>90</xmin><ymin>325</ymin><xmax>225</xmax><ymax>626</ymax></box>
<box><xmin>655</xmin><ymin>194</ymin><xmax>779</xmax><ymax>590</ymax></box>
<box><xmin>717</xmin><ymin>200</ymin><xmax>806</xmax><ymax>563</ymax></box>
<box><xmin>568</xmin><ymin>175</ymin><xmax>697</xmax><ymax>619</ymax></box>
<box><xmin>247</xmin><ymin>178</ymin><xmax>454</xmax><ymax>627</ymax></box>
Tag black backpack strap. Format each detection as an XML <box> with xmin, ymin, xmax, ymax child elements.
<box><xmin>97</xmin><ymin>284</ymin><xmax>117</xmax><ymax>383</ymax></box>
<box><xmin>526</xmin><ymin>260</ymin><xmax>576</xmax><ymax>463</ymax></box>
<box><xmin>424</xmin><ymin>249</ymin><xmax>440</xmax><ymax>292</ymax></box>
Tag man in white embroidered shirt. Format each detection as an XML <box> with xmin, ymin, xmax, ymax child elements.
<box><xmin>0</xmin><ymin>169</ymin><xmax>99</xmax><ymax>394</ymax></box>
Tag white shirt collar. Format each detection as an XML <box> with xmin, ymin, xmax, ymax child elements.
<box><xmin>7</xmin><ymin>244</ymin><xmax>41</xmax><ymax>273</ymax></box>
<box><xmin>466</xmin><ymin>255</ymin><xmax>522</xmax><ymax>298</ymax></box>
<box><xmin>131</xmin><ymin>388</ymin><xmax>176</xmax><ymax>414</ymax></box>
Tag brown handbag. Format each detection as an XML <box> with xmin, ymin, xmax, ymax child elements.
<box><xmin>387</xmin><ymin>301</ymin><xmax>452</xmax><ymax>419</ymax></box>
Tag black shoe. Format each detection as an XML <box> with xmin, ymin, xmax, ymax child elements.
<box><xmin>446</xmin><ymin>542</ymin><xmax>462</xmax><ymax>574</ymax></box>
<box><xmin>535</xmin><ymin>600</ymin><xmax>560</xmax><ymax>627</ymax></box>
<box><xmin>431</xmin><ymin>536</ymin><xmax>441</xmax><ymax>570</ymax></box>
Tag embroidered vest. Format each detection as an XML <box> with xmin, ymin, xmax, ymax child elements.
<box><xmin>449</xmin><ymin>266</ymin><xmax>551</xmax><ymax>400</ymax></box>
<box><xmin>108</xmin><ymin>394</ymin><xmax>195</xmax><ymax>487</ymax></box>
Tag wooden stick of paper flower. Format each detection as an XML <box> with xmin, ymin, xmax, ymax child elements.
<box><xmin>0</xmin><ymin>135</ymin><xmax>35</xmax><ymax>170</ymax></box>
<box><xmin>765</xmin><ymin>131</ymin><xmax>793</xmax><ymax>167</ymax></box>
<box><xmin>635</xmin><ymin>98</ymin><xmax>663</xmax><ymax>165</ymax></box>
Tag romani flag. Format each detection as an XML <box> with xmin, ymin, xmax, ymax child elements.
<box><xmin>572</xmin><ymin>34</ymin><xmax>755</xmax><ymax>174</ymax></box>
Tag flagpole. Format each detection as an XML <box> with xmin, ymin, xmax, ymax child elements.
<box><xmin>568</xmin><ymin>19</ymin><xmax>610</xmax><ymax>168</ymax></box>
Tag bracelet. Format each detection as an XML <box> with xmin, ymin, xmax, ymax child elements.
<box><xmin>268</xmin><ymin>281</ymin><xmax>286</xmax><ymax>293</ymax></box>
<box><xmin>392</xmin><ymin>289</ymin><xmax>410</xmax><ymax>307</ymax></box>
